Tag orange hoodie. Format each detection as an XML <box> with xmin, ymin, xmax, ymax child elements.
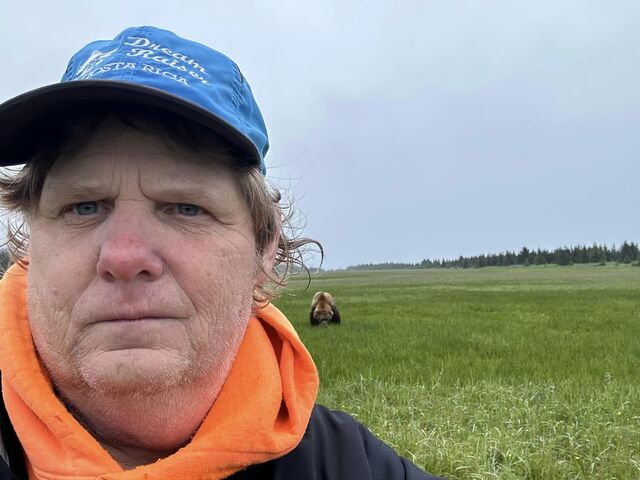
<box><xmin>0</xmin><ymin>264</ymin><xmax>319</xmax><ymax>479</ymax></box>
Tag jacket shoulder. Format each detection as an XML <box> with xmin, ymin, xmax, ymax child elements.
<box><xmin>231</xmin><ymin>404</ymin><xmax>443</xmax><ymax>480</ymax></box>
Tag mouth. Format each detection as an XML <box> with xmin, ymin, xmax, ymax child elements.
<box><xmin>90</xmin><ymin>312</ymin><xmax>187</xmax><ymax>325</ymax></box>
<box><xmin>105</xmin><ymin>316</ymin><xmax>168</xmax><ymax>322</ymax></box>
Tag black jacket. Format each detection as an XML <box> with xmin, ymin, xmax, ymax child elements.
<box><xmin>0</xmin><ymin>401</ymin><xmax>442</xmax><ymax>480</ymax></box>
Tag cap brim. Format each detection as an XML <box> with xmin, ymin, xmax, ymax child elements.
<box><xmin>0</xmin><ymin>80</ymin><xmax>261</xmax><ymax>167</ymax></box>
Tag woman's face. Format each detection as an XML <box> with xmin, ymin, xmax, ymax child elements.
<box><xmin>27</xmin><ymin>121</ymin><xmax>264</xmax><ymax>399</ymax></box>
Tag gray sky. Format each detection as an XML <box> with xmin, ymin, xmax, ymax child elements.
<box><xmin>1</xmin><ymin>1</ymin><xmax>638</xmax><ymax>269</ymax></box>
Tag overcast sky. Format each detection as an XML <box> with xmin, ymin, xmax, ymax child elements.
<box><xmin>1</xmin><ymin>1</ymin><xmax>638</xmax><ymax>269</ymax></box>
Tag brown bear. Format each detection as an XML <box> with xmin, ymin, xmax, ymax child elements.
<box><xmin>309</xmin><ymin>292</ymin><xmax>341</xmax><ymax>326</ymax></box>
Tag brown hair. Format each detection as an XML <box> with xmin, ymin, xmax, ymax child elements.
<box><xmin>0</xmin><ymin>104</ymin><xmax>322</xmax><ymax>305</ymax></box>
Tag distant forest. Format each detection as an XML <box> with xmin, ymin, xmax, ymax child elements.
<box><xmin>347</xmin><ymin>242</ymin><xmax>640</xmax><ymax>271</ymax></box>
<box><xmin>2</xmin><ymin>242</ymin><xmax>640</xmax><ymax>274</ymax></box>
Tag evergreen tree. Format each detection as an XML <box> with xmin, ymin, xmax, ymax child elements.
<box><xmin>517</xmin><ymin>247</ymin><xmax>530</xmax><ymax>265</ymax></box>
<box><xmin>554</xmin><ymin>247</ymin><xmax>572</xmax><ymax>266</ymax></box>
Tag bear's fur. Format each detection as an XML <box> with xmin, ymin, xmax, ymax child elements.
<box><xmin>309</xmin><ymin>292</ymin><xmax>341</xmax><ymax>326</ymax></box>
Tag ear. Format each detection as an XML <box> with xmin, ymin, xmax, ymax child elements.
<box><xmin>256</xmin><ymin>226</ymin><xmax>280</xmax><ymax>284</ymax></box>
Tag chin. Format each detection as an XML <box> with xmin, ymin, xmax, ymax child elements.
<box><xmin>78</xmin><ymin>349</ymin><xmax>195</xmax><ymax>395</ymax></box>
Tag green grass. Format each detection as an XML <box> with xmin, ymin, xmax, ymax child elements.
<box><xmin>272</xmin><ymin>265</ymin><xmax>640</xmax><ymax>479</ymax></box>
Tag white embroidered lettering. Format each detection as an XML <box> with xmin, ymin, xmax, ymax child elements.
<box><xmin>141</xmin><ymin>64</ymin><xmax>190</xmax><ymax>86</ymax></box>
<box><xmin>127</xmin><ymin>48</ymin><xmax>154</xmax><ymax>59</ymax></box>
<box><xmin>186</xmin><ymin>59</ymin><xmax>206</xmax><ymax>75</ymax></box>
<box><xmin>122</xmin><ymin>36</ymin><xmax>209</xmax><ymax>84</ymax></box>
<box><xmin>188</xmin><ymin>70</ymin><xmax>210</xmax><ymax>85</ymax></box>
<box><xmin>124</xmin><ymin>36</ymin><xmax>151</xmax><ymax>48</ymax></box>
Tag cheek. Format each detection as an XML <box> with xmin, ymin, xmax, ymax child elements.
<box><xmin>28</xmin><ymin>244</ymin><xmax>95</xmax><ymax>314</ymax></box>
<box><xmin>176</xmin><ymin>233</ymin><xmax>259</xmax><ymax>292</ymax></box>
<box><xmin>29</xmin><ymin>220</ymin><xmax>98</xmax><ymax>287</ymax></box>
<box><xmin>27</xmin><ymin>275</ymin><xmax>76</xmax><ymax>365</ymax></box>
<box><xmin>177</xmin><ymin>250</ymin><xmax>258</xmax><ymax>338</ymax></box>
<box><xmin>187</xmin><ymin>255</ymin><xmax>257</xmax><ymax>313</ymax></box>
<box><xmin>27</xmin><ymin>230</ymin><xmax>98</xmax><ymax>355</ymax></box>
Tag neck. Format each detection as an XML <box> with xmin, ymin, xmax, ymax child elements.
<box><xmin>57</xmin><ymin>379</ymin><xmax>220</xmax><ymax>468</ymax></box>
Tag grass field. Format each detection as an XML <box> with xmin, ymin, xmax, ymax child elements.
<box><xmin>272</xmin><ymin>264</ymin><xmax>640</xmax><ymax>479</ymax></box>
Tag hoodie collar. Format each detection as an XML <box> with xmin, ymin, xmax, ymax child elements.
<box><xmin>0</xmin><ymin>264</ymin><xmax>318</xmax><ymax>479</ymax></box>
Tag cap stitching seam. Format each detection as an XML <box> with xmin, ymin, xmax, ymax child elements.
<box><xmin>230</xmin><ymin>63</ymin><xmax>245</xmax><ymax>132</ymax></box>
<box><xmin>121</xmin><ymin>27</ymin><xmax>145</xmax><ymax>82</ymax></box>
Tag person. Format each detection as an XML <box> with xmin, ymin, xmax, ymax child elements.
<box><xmin>0</xmin><ymin>26</ymin><xmax>442</xmax><ymax>479</ymax></box>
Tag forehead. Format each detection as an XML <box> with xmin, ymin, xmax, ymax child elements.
<box><xmin>43</xmin><ymin>119</ymin><xmax>239</xmax><ymax>193</ymax></box>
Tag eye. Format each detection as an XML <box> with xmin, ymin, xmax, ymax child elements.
<box><xmin>72</xmin><ymin>202</ymin><xmax>99</xmax><ymax>215</ymax></box>
<box><xmin>174</xmin><ymin>203</ymin><xmax>204</xmax><ymax>216</ymax></box>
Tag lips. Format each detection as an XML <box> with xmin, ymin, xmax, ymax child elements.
<box><xmin>103</xmin><ymin>316</ymin><xmax>169</xmax><ymax>322</ymax></box>
<box><xmin>71</xmin><ymin>285</ymin><xmax>192</xmax><ymax>327</ymax></box>
<box><xmin>88</xmin><ymin>309</ymin><xmax>189</xmax><ymax>325</ymax></box>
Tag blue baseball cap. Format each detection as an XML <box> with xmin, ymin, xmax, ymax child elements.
<box><xmin>0</xmin><ymin>26</ymin><xmax>269</xmax><ymax>174</ymax></box>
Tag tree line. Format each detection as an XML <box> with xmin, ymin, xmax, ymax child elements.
<box><xmin>3</xmin><ymin>242</ymin><xmax>640</xmax><ymax>275</ymax></box>
<box><xmin>347</xmin><ymin>242</ymin><xmax>640</xmax><ymax>271</ymax></box>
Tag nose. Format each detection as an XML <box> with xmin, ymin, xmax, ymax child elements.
<box><xmin>96</xmin><ymin>217</ymin><xmax>164</xmax><ymax>283</ymax></box>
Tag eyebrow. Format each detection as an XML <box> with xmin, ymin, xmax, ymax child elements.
<box><xmin>42</xmin><ymin>180</ymin><xmax>228</xmax><ymax>205</ymax></box>
<box><xmin>146</xmin><ymin>184</ymin><xmax>224</xmax><ymax>203</ymax></box>
<box><xmin>41</xmin><ymin>181</ymin><xmax>110</xmax><ymax>202</ymax></box>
